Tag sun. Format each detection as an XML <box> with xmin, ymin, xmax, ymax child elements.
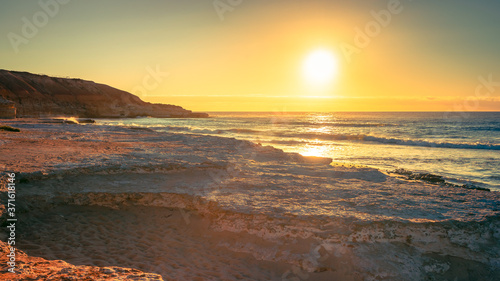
<box><xmin>302</xmin><ymin>49</ymin><xmax>339</xmax><ymax>85</ymax></box>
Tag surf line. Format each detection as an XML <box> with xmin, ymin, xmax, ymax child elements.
<box><xmin>6</xmin><ymin>172</ymin><xmax>17</xmax><ymax>273</ymax></box>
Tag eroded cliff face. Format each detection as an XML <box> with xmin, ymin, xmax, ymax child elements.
<box><xmin>0</xmin><ymin>70</ymin><xmax>208</xmax><ymax>118</ymax></box>
<box><xmin>0</xmin><ymin>95</ymin><xmax>16</xmax><ymax>119</ymax></box>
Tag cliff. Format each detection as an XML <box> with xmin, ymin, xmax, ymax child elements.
<box><xmin>0</xmin><ymin>95</ymin><xmax>16</xmax><ymax>119</ymax></box>
<box><xmin>0</xmin><ymin>69</ymin><xmax>208</xmax><ymax>118</ymax></box>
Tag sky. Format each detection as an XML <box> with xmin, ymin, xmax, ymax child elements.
<box><xmin>1</xmin><ymin>0</ymin><xmax>499</xmax><ymax>112</ymax></box>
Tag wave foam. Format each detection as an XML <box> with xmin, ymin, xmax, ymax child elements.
<box><xmin>154</xmin><ymin>125</ymin><xmax>499</xmax><ymax>150</ymax></box>
<box><xmin>274</xmin><ymin>132</ymin><xmax>500</xmax><ymax>150</ymax></box>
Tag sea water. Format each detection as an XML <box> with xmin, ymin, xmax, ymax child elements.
<box><xmin>100</xmin><ymin>112</ymin><xmax>500</xmax><ymax>191</ymax></box>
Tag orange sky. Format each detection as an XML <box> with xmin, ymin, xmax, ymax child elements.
<box><xmin>1</xmin><ymin>0</ymin><xmax>499</xmax><ymax>111</ymax></box>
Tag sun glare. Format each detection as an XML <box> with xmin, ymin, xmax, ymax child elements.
<box><xmin>299</xmin><ymin>145</ymin><xmax>329</xmax><ymax>158</ymax></box>
<box><xmin>303</xmin><ymin>49</ymin><xmax>339</xmax><ymax>85</ymax></box>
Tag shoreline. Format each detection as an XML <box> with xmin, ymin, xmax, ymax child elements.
<box><xmin>1</xmin><ymin>119</ymin><xmax>500</xmax><ymax>280</ymax></box>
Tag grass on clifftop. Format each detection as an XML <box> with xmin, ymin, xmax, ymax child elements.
<box><xmin>0</xmin><ymin>125</ymin><xmax>20</xmax><ymax>132</ymax></box>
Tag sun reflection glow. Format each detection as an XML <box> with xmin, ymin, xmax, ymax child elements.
<box><xmin>299</xmin><ymin>145</ymin><xmax>329</xmax><ymax>157</ymax></box>
<box><xmin>307</xmin><ymin>126</ymin><xmax>331</xmax><ymax>134</ymax></box>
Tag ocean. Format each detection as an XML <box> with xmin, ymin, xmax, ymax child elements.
<box><xmin>100</xmin><ymin>111</ymin><xmax>500</xmax><ymax>191</ymax></box>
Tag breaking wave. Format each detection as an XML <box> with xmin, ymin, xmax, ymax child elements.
<box><xmin>143</xmin><ymin>124</ymin><xmax>499</xmax><ymax>151</ymax></box>
<box><xmin>274</xmin><ymin>132</ymin><xmax>500</xmax><ymax>150</ymax></box>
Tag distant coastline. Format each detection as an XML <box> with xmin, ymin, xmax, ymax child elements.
<box><xmin>0</xmin><ymin>69</ymin><xmax>208</xmax><ymax>119</ymax></box>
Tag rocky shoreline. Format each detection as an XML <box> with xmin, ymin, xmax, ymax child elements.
<box><xmin>1</xmin><ymin>119</ymin><xmax>499</xmax><ymax>280</ymax></box>
<box><xmin>0</xmin><ymin>241</ymin><xmax>164</xmax><ymax>281</ymax></box>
